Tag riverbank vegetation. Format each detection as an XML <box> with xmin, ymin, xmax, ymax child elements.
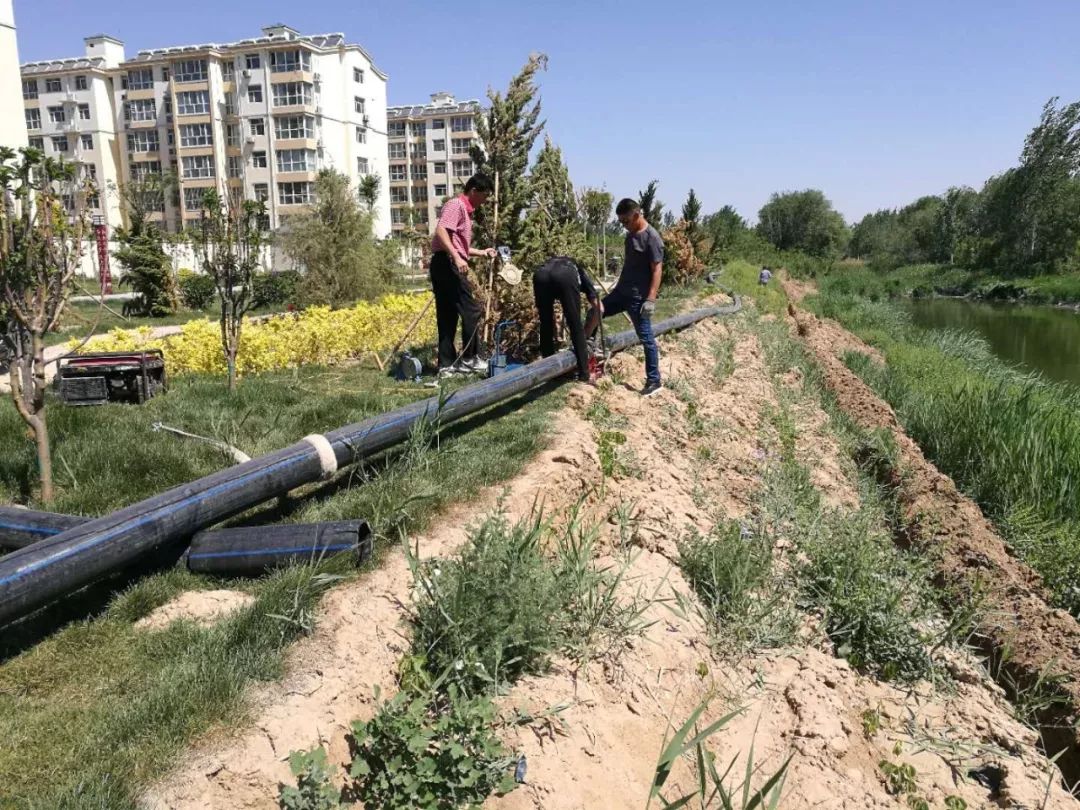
<box><xmin>805</xmin><ymin>287</ymin><xmax>1080</xmax><ymax>616</ymax></box>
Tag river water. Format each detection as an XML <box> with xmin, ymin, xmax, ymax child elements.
<box><xmin>904</xmin><ymin>298</ymin><xmax>1080</xmax><ymax>385</ymax></box>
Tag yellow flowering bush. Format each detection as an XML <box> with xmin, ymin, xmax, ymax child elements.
<box><xmin>72</xmin><ymin>293</ymin><xmax>435</xmax><ymax>377</ymax></box>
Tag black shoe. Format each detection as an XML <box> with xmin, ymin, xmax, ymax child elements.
<box><xmin>641</xmin><ymin>381</ymin><xmax>663</xmax><ymax>398</ymax></box>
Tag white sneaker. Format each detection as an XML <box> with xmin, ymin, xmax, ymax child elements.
<box><xmin>461</xmin><ymin>356</ymin><xmax>489</xmax><ymax>374</ymax></box>
<box><xmin>438</xmin><ymin>364</ymin><xmax>463</xmax><ymax>378</ymax></box>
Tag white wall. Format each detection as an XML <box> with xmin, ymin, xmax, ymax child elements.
<box><xmin>75</xmin><ymin>239</ymin><xmax>285</xmax><ymax>280</ymax></box>
<box><xmin>0</xmin><ymin>0</ymin><xmax>27</xmax><ymax>151</ymax></box>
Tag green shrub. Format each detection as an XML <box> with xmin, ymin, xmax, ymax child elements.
<box><xmin>678</xmin><ymin>522</ymin><xmax>773</xmax><ymax>627</ymax></box>
<box><xmin>253</xmin><ymin>270</ymin><xmax>301</xmax><ymax>309</ymax></box>
<box><xmin>278</xmin><ymin>747</ymin><xmax>341</xmax><ymax>810</ymax></box>
<box><xmin>346</xmin><ymin>684</ymin><xmax>517</xmax><ymax>809</ymax></box>
<box><xmin>178</xmin><ymin>271</ymin><xmax>216</xmax><ymax>310</ymax></box>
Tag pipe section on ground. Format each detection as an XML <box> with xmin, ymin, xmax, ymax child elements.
<box><xmin>185</xmin><ymin>520</ymin><xmax>373</xmax><ymax>576</ymax></box>
<box><xmin>0</xmin><ymin>507</ymin><xmax>86</xmax><ymax>550</ymax></box>
<box><xmin>0</xmin><ymin>298</ymin><xmax>740</xmax><ymax>626</ymax></box>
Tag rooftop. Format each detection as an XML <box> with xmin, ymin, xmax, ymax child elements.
<box><xmin>388</xmin><ymin>98</ymin><xmax>483</xmax><ymax>119</ymax></box>
<box><xmin>21</xmin><ymin>56</ymin><xmax>107</xmax><ymax>75</ymax></box>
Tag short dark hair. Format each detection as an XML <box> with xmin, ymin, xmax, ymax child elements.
<box><xmin>615</xmin><ymin>198</ymin><xmax>640</xmax><ymax>216</ymax></box>
<box><xmin>464</xmin><ymin>174</ymin><xmax>494</xmax><ymax>194</ymax></box>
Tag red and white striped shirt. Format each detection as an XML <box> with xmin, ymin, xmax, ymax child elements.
<box><xmin>432</xmin><ymin>194</ymin><xmax>474</xmax><ymax>258</ymax></box>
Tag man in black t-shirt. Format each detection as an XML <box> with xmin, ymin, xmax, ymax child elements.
<box><xmin>585</xmin><ymin>198</ymin><xmax>664</xmax><ymax>396</ymax></box>
<box><xmin>533</xmin><ymin>256</ymin><xmax>600</xmax><ymax>382</ymax></box>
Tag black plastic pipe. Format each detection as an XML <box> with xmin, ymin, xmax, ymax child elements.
<box><xmin>0</xmin><ymin>507</ymin><xmax>86</xmax><ymax>550</ymax></box>
<box><xmin>0</xmin><ymin>299</ymin><xmax>739</xmax><ymax>626</ymax></box>
<box><xmin>0</xmin><ymin>507</ymin><xmax>373</xmax><ymax>576</ymax></box>
<box><xmin>186</xmin><ymin>520</ymin><xmax>372</xmax><ymax>576</ymax></box>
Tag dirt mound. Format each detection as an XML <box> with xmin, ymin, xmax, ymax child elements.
<box><xmin>784</xmin><ymin>286</ymin><xmax>1080</xmax><ymax>783</ymax></box>
<box><xmin>135</xmin><ymin>590</ymin><xmax>255</xmax><ymax>631</ymax></box>
<box><xmin>145</xmin><ymin>306</ymin><xmax>1078</xmax><ymax>809</ymax></box>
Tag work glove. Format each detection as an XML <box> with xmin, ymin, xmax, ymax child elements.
<box><xmin>641</xmin><ymin>299</ymin><xmax>657</xmax><ymax>318</ymax></box>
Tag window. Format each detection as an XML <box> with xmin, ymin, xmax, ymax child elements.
<box><xmin>161</xmin><ymin>66</ymin><xmax>170</xmax><ymax>81</ymax></box>
<box><xmin>224</xmin><ymin>92</ymin><xmax>237</xmax><ymax>116</ymax></box>
<box><xmin>410</xmin><ymin>122</ymin><xmax>426</xmax><ymax>137</ymax></box>
<box><xmin>412</xmin><ymin>187</ymin><xmax>428</xmax><ymax>203</ymax></box>
<box><xmin>163</xmin><ymin>95</ymin><xmax>172</xmax><ymax>114</ymax></box>
<box><xmin>388</xmin><ymin>143</ymin><xmax>406</xmax><ymax>160</ymax></box>
<box><xmin>83</xmin><ymin>163</ymin><xmax>97</xmax><ymax>180</ymax></box>
<box><xmin>450</xmin><ymin>116</ymin><xmax>472</xmax><ymax>132</ymax></box>
<box><xmin>80</xmin><ymin>134</ymin><xmax>93</xmax><ymax>150</ymax></box>
<box><xmin>274</xmin><ymin>115</ymin><xmax>314</xmax><ymax>139</ymax></box>
<box><xmin>252</xmin><ymin>150</ymin><xmax>267</xmax><ymax>168</ymax></box>
<box><xmin>247</xmin><ymin>84</ymin><xmax>263</xmax><ymax>103</ymax></box>
<box><xmin>432</xmin><ymin>118</ymin><xmax>445</xmax><ymax>130</ymax></box>
<box><xmin>48</xmin><ymin>106</ymin><xmax>65</xmax><ymax>123</ymax></box>
<box><xmin>276</xmin><ymin>148</ymin><xmax>315</xmax><ymax>173</ymax></box>
<box><xmin>173</xmin><ymin>58</ymin><xmax>208</xmax><ymax>83</ymax></box>
<box><xmin>356</xmin><ymin>157</ymin><xmax>369</xmax><ymax>175</ymax></box>
<box><xmin>183</xmin><ymin>187</ymin><xmax>205</xmax><ymax>211</ymax></box>
<box><xmin>226</xmin><ymin>124</ymin><xmax>240</xmax><ymax>148</ymax></box>
<box><xmin>167</xmin><ymin>129</ymin><xmax>174</xmax><ymax>146</ymax></box>
<box><xmin>432</xmin><ymin>139</ymin><xmax>445</xmax><ymax>152</ymax></box>
<box><xmin>253</xmin><ymin>183</ymin><xmax>269</xmax><ymax>202</ymax></box>
<box><xmin>51</xmin><ymin>136</ymin><xmax>68</xmax><ymax>152</ymax></box>
<box><xmin>127</xmin><ymin>99</ymin><xmax>156</xmax><ymax>122</ymax></box>
<box><xmin>78</xmin><ymin>104</ymin><xmax>91</xmax><ymax>120</ymax></box>
<box><xmin>127</xmin><ymin>130</ymin><xmax>160</xmax><ymax>152</ymax></box>
<box><xmin>278</xmin><ymin>181</ymin><xmax>312</xmax><ymax>205</ymax></box>
<box><xmin>176</xmin><ymin>91</ymin><xmax>210</xmax><ymax>115</ymax></box>
<box><xmin>389</xmin><ymin>165</ymin><xmax>406</xmax><ymax>181</ymax></box>
<box><xmin>22</xmin><ymin>79</ymin><xmax>38</xmax><ymax>99</ymax></box>
<box><xmin>388</xmin><ymin>121</ymin><xmax>406</xmax><ymax>137</ymax></box>
<box><xmin>221</xmin><ymin>61</ymin><xmax>235</xmax><ymax>82</ymax></box>
<box><xmin>74</xmin><ymin>75</ymin><xmax>87</xmax><ymax>91</ymax></box>
<box><xmin>24</xmin><ymin>108</ymin><xmax>41</xmax><ymax>130</ymax></box>
<box><xmin>128</xmin><ymin>68</ymin><xmax>154</xmax><ymax>90</ymax></box>
<box><xmin>353</xmin><ymin>67</ymin><xmax>364</xmax><ymax>83</ymax></box>
<box><xmin>355</xmin><ymin>126</ymin><xmax>366</xmax><ymax>144</ymax></box>
<box><xmin>390</xmin><ymin>209</ymin><xmax>405</xmax><ymax>224</ymax></box>
<box><xmin>390</xmin><ymin>188</ymin><xmax>407</xmax><ymax>204</ymax></box>
<box><xmin>452</xmin><ymin>160</ymin><xmax>473</xmax><ymax>177</ymax></box>
<box><xmin>179</xmin><ymin>123</ymin><xmax>213</xmax><ymax>147</ymax></box>
<box><xmin>245</xmin><ymin>54</ymin><xmax>261</xmax><ymax>70</ymax></box>
<box><xmin>227</xmin><ymin>155</ymin><xmax>242</xmax><ymax>178</ymax></box>
<box><xmin>181</xmin><ymin>154</ymin><xmax>215</xmax><ymax>179</ymax></box>
<box><xmin>270</xmin><ymin>50</ymin><xmax>310</xmax><ymax>73</ymax></box>
<box><xmin>131</xmin><ymin>161</ymin><xmax>162</xmax><ymax>181</ymax></box>
<box><xmin>28</xmin><ymin>136</ymin><xmax>44</xmax><ymax>151</ymax></box>
<box><xmin>433</xmin><ymin>161</ymin><xmax>447</xmax><ymax>175</ymax></box>
<box><xmin>272</xmin><ymin>82</ymin><xmax>312</xmax><ymax>107</ymax></box>
<box><xmin>410</xmin><ymin>143</ymin><xmax>427</xmax><ymax>159</ymax></box>
<box><xmin>451</xmin><ymin>138</ymin><xmax>471</xmax><ymax>155</ymax></box>
<box><xmin>354</xmin><ymin>97</ymin><xmax>365</xmax><ymax>114</ymax></box>
<box><xmin>434</xmin><ymin>184</ymin><xmax>447</xmax><ymax>197</ymax></box>
<box><xmin>45</xmin><ymin>78</ymin><xmax>61</xmax><ymax>93</ymax></box>
<box><xmin>410</xmin><ymin>164</ymin><xmax>427</xmax><ymax>180</ymax></box>
<box><xmin>250</xmin><ymin>117</ymin><xmax>266</xmax><ymax>136</ymax></box>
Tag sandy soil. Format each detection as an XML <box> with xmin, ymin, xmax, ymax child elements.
<box><xmin>143</xmin><ymin>300</ymin><xmax>1079</xmax><ymax>809</ymax></box>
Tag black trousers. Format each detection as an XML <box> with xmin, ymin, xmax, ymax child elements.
<box><xmin>533</xmin><ymin>261</ymin><xmax>590</xmax><ymax>381</ymax></box>
<box><xmin>430</xmin><ymin>251</ymin><xmax>483</xmax><ymax>368</ymax></box>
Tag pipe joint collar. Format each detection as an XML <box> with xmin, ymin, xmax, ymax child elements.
<box><xmin>301</xmin><ymin>434</ymin><xmax>338</xmax><ymax>480</ymax></box>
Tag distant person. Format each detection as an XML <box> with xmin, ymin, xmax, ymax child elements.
<box><xmin>585</xmin><ymin>198</ymin><xmax>664</xmax><ymax>397</ymax></box>
<box><xmin>429</xmin><ymin>174</ymin><xmax>497</xmax><ymax>376</ymax></box>
<box><xmin>759</xmin><ymin>266</ymin><xmax>773</xmax><ymax>286</ymax></box>
<box><xmin>533</xmin><ymin>256</ymin><xmax>600</xmax><ymax>382</ymax></box>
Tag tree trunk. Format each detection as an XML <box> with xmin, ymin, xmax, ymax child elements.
<box><xmin>32</xmin><ymin>412</ymin><xmax>53</xmax><ymax>503</ymax></box>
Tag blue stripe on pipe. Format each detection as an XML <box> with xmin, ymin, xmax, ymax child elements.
<box><xmin>0</xmin><ymin>521</ymin><xmax>61</xmax><ymax>536</ymax></box>
<box><xmin>188</xmin><ymin>543</ymin><xmax>356</xmax><ymax>560</ymax></box>
<box><xmin>0</xmin><ymin>452</ymin><xmax>311</xmax><ymax>586</ymax></box>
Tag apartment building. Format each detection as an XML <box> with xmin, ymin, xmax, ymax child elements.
<box><xmin>386</xmin><ymin>92</ymin><xmax>483</xmax><ymax>235</ymax></box>
<box><xmin>1</xmin><ymin>0</ymin><xmax>28</xmax><ymax>152</ymax></box>
<box><xmin>20</xmin><ymin>24</ymin><xmax>391</xmax><ymax>236</ymax></box>
<box><xmin>20</xmin><ymin>35</ymin><xmax>125</xmax><ymax>228</ymax></box>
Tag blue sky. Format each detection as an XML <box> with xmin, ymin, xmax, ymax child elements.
<box><xmin>14</xmin><ymin>0</ymin><xmax>1079</xmax><ymax>223</ymax></box>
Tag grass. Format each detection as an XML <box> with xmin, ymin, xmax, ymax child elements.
<box><xmin>0</xmin><ymin>361</ymin><xmax>565</xmax><ymax>808</ymax></box>
<box><xmin>805</xmin><ymin>289</ymin><xmax>1080</xmax><ymax>615</ymax></box>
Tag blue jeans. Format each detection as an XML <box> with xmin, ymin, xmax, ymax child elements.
<box><xmin>602</xmin><ymin>289</ymin><xmax>661</xmax><ymax>385</ymax></box>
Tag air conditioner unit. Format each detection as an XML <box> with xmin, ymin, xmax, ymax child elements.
<box><xmin>245</xmin><ymin>136</ymin><xmax>256</xmax><ymax>145</ymax></box>
<box><xmin>242</xmin><ymin>69</ymin><xmax>251</xmax><ymax>78</ymax></box>
<box><xmin>120</xmin><ymin>93</ymin><xmax>128</xmax><ymax>101</ymax></box>
<box><xmin>362</xmin><ymin>115</ymin><xmax>370</xmax><ymax>126</ymax></box>
<box><xmin>313</xmin><ymin>73</ymin><xmax>322</xmax><ymax>82</ymax></box>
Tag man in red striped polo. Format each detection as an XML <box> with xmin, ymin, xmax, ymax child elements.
<box><xmin>430</xmin><ymin>174</ymin><xmax>497</xmax><ymax>375</ymax></box>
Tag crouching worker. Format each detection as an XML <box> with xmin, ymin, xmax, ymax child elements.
<box><xmin>533</xmin><ymin>256</ymin><xmax>600</xmax><ymax>383</ymax></box>
<box><xmin>585</xmin><ymin>198</ymin><xmax>665</xmax><ymax>397</ymax></box>
<box><xmin>430</xmin><ymin>174</ymin><xmax>497</xmax><ymax>376</ymax></box>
